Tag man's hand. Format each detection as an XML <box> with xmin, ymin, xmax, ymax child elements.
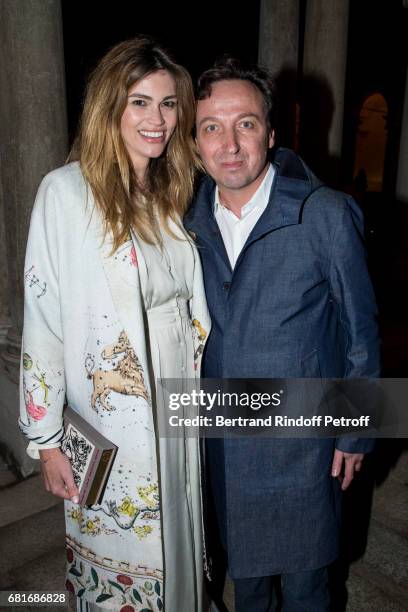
<box><xmin>331</xmin><ymin>449</ymin><xmax>364</xmax><ymax>491</ymax></box>
<box><xmin>40</xmin><ymin>448</ymin><xmax>80</xmax><ymax>503</ymax></box>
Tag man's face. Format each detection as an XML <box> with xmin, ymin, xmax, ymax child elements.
<box><xmin>196</xmin><ymin>79</ymin><xmax>274</xmax><ymax>194</ymax></box>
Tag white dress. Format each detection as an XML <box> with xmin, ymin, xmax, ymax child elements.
<box><xmin>135</xmin><ymin>221</ymin><xmax>204</xmax><ymax>612</ymax></box>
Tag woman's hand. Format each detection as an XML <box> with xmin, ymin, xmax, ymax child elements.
<box><xmin>39</xmin><ymin>448</ymin><xmax>80</xmax><ymax>503</ymax></box>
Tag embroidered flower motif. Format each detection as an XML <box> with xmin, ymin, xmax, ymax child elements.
<box><xmin>69</xmin><ymin>508</ymin><xmax>83</xmax><ymax>523</ymax></box>
<box><xmin>137</xmin><ymin>483</ymin><xmax>159</xmax><ymax>509</ymax></box>
<box><xmin>133</xmin><ymin>525</ymin><xmax>153</xmax><ymax>539</ymax></box>
<box><xmin>84</xmin><ymin>517</ymin><xmax>102</xmax><ymax>536</ymax></box>
<box><xmin>130</xmin><ymin>245</ymin><xmax>138</xmax><ymax>267</ymax></box>
<box><xmin>116</xmin><ymin>574</ymin><xmax>133</xmax><ymax>586</ymax></box>
<box><xmin>66</xmin><ymin>547</ymin><xmax>74</xmax><ymax>563</ymax></box>
<box><xmin>118</xmin><ymin>496</ymin><xmax>138</xmax><ymax>518</ymax></box>
<box><xmin>65</xmin><ymin>553</ymin><xmax>162</xmax><ymax>608</ymax></box>
<box><xmin>25</xmin><ymin>391</ymin><xmax>47</xmax><ymax>421</ymax></box>
<box><xmin>141</xmin><ymin>581</ymin><xmax>154</xmax><ymax>596</ymax></box>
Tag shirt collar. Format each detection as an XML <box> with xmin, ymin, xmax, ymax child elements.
<box><xmin>214</xmin><ymin>163</ymin><xmax>275</xmax><ymax>218</ymax></box>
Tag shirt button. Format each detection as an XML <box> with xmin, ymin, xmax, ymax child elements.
<box><xmin>223</xmin><ymin>282</ymin><xmax>231</xmax><ymax>291</ymax></box>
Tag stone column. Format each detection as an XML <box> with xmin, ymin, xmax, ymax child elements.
<box><xmin>0</xmin><ymin>0</ymin><xmax>68</xmax><ymax>474</ymax></box>
<box><xmin>0</xmin><ymin>0</ymin><xmax>68</xmax><ymax>381</ymax></box>
<box><xmin>300</xmin><ymin>0</ymin><xmax>350</xmax><ymax>186</ymax></box>
<box><xmin>396</xmin><ymin>67</ymin><xmax>408</xmax><ymax>204</ymax></box>
<box><xmin>258</xmin><ymin>0</ymin><xmax>299</xmax><ymax>148</ymax></box>
<box><xmin>0</xmin><ymin>156</ymin><xmax>11</xmax><ymax>344</ymax></box>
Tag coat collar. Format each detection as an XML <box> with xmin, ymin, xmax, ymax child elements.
<box><xmin>185</xmin><ymin>148</ymin><xmax>323</xmax><ymax>252</ymax></box>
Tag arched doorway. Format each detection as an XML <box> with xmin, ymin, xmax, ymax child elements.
<box><xmin>354</xmin><ymin>93</ymin><xmax>388</xmax><ymax>192</ymax></box>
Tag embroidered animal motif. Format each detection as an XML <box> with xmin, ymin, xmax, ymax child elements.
<box><xmin>86</xmin><ymin>331</ymin><xmax>148</xmax><ymax>411</ymax></box>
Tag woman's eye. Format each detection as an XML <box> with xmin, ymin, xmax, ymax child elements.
<box><xmin>162</xmin><ymin>100</ymin><xmax>177</xmax><ymax>109</ymax></box>
<box><xmin>204</xmin><ymin>124</ymin><xmax>218</xmax><ymax>133</ymax></box>
<box><xmin>131</xmin><ymin>99</ymin><xmax>146</xmax><ymax>106</ymax></box>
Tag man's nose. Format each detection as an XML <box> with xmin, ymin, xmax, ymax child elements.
<box><xmin>223</xmin><ymin>128</ymin><xmax>240</xmax><ymax>154</ymax></box>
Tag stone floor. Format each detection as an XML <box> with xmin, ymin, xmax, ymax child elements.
<box><xmin>0</xmin><ymin>447</ymin><xmax>407</xmax><ymax>612</ymax></box>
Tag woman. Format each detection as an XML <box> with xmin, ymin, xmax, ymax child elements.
<box><xmin>19</xmin><ymin>37</ymin><xmax>210</xmax><ymax>612</ymax></box>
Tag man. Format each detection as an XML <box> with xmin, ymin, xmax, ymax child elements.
<box><xmin>185</xmin><ymin>58</ymin><xmax>379</xmax><ymax>612</ymax></box>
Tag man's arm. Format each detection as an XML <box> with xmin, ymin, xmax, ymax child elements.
<box><xmin>328</xmin><ymin>195</ymin><xmax>380</xmax><ymax>488</ymax></box>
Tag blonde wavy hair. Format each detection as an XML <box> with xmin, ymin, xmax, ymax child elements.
<box><xmin>69</xmin><ymin>36</ymin><xmax>198</xmax><ymax>249</ymax></box>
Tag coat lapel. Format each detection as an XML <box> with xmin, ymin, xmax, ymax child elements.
<box><xmin>186</xmin><ymin>148</ymin><xmax>323</xmax><ymax>274</ymax></box>
<box><xmin>239</xmin><ymin>147</ymin><xmax>320</xmax><ymax>247</ymax></box>
<box><xmin>240</xmin><ymin>174</ymin><xmax>312</xmax><ymax>244</ymax></box>
<box><xmin>185</xmin><ymin>178</ymin><xmax>232</xmax><ymax>272</ymax></box>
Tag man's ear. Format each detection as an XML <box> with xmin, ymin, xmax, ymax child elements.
<box><xmin>268</xmin><ymin>129</ymin><xmax>275</xmax><ymax>149</ymax></box>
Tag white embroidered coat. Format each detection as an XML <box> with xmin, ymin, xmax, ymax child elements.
<box><xmin>19</xmin><ymin>162</ymin><xmax>211</xmax><ymax>610</ymax></box>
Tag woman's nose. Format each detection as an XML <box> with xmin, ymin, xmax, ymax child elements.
<box><xmin>148</xmin><ymin>105</ymin><xmax>165</xmax><ymax>125</ymax></box>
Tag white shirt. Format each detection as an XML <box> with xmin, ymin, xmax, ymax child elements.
<box><xmin>214</xmin><ymin>163</ymin><xmax>275</xmax><ymax>268</ymax></box>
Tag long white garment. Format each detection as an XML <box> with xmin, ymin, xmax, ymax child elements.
<box><xmin>19</xmin><ymin>163</ymin><xmax>210</xmax><ymax>612</ymax></box>
<box><xmin>75</xmin><ymin>225</ymin><xmax>204</xmax><ymax>612</ymax></box>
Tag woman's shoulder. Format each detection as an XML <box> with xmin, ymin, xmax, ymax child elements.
<box><xmin>40</xmin><ymin>161</ymin><xmax>87</xmax><ymax>195</ymax></box>
<box><xmin>35</xmin><ymin>162</ymin><xmax>94</xmax><ymax>221</ymax></box>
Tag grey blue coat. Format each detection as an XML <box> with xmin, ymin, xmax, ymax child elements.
<box><xmin>184</xmin><ymin>148</ymin><xmax>380</xmax><ymax>579</ymax></box>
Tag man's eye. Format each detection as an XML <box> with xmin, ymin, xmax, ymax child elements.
<box><xmin>162</xmin><ymin>100</ymin><xmax>177</xmax><ymax>109</ymax></box>
<box><xmin>240</xmin><ymin>120</ymin><xmax>254</xmax><ymax>128</ymax></box>
<box><xmin>131</xmin><ymin>99</ymin><xmax>146</xmax><ymax>106</ymax></box>
<box><xmin>204</xmin><ymin>124</ymin><xmax>218</xmax><ymax>133</ymax></box>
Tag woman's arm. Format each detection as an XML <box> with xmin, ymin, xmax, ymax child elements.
<box><xmin>19</xmin><ymin>174</ymin><xmax>79</xmax><ymax>502</ymax></box>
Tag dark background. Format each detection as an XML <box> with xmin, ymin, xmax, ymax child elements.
<box><xmin>61</xmin><ymin>0</ymin><xmax>260</xmax><ymax>142</ymax></box>
<box><xmin>61</xmin><ymin>0</ymin><xmax>408</xmax><ymax>376</ymax></box>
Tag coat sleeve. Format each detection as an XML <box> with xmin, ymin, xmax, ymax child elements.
<box><xmin>328</xmin><ymin>196</ymin><xmax>380</xmax><ymax>454</ymax></box>
<box><xmin>19</xmin><ymin>176</ymin><xmax>66</xmax><ymax>458</ymax></box>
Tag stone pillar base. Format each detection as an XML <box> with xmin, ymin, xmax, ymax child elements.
<box><xmin>0</xmin><ymin>318</ymin><xmax>11</xmax><ymax>345</ymax></box>
<box><xmin>0</xmin><ymin>355</ymin><xmax>38</xmax><ymax>477</ymax></box>
<box><xmin>2</xmin><ymin>326</ymin><xmax>21</xmax><ymax>384</ymax></box>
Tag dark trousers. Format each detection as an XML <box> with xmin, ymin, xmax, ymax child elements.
<box><xmin>233</xmin><ymin>566</ymin><xmax>330</xmax><ymax>612</ymax></box>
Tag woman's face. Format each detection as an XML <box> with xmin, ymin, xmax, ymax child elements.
<box><xmin>120</xmin><ymin>69</ymin><xmax>178</xmax><ymax>180</ymax></box>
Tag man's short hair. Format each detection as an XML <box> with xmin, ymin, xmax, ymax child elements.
<box><xmin>196</xmin><ymin>56</ymin><xmax>276</xmax><ymax>130</ymax></box>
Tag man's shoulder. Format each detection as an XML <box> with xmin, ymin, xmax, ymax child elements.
<box><xmin>271</xmin><ymin>148</ymin><xmax>364</xmax><ymax>230</ymax></box>
<box><xmin>194</xmin><ymin>173</ymin><xmax>216</xmax><ymax>202</ymax></box>
<box><xmin>185</xmin><ymin>174</ymin><xmax>215</xmax><ymax>228</ymax></box>
<box><xmin>305</xmin><ymin>184</ymin><xmax>363</xmax><ymax>223</ymax></box>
